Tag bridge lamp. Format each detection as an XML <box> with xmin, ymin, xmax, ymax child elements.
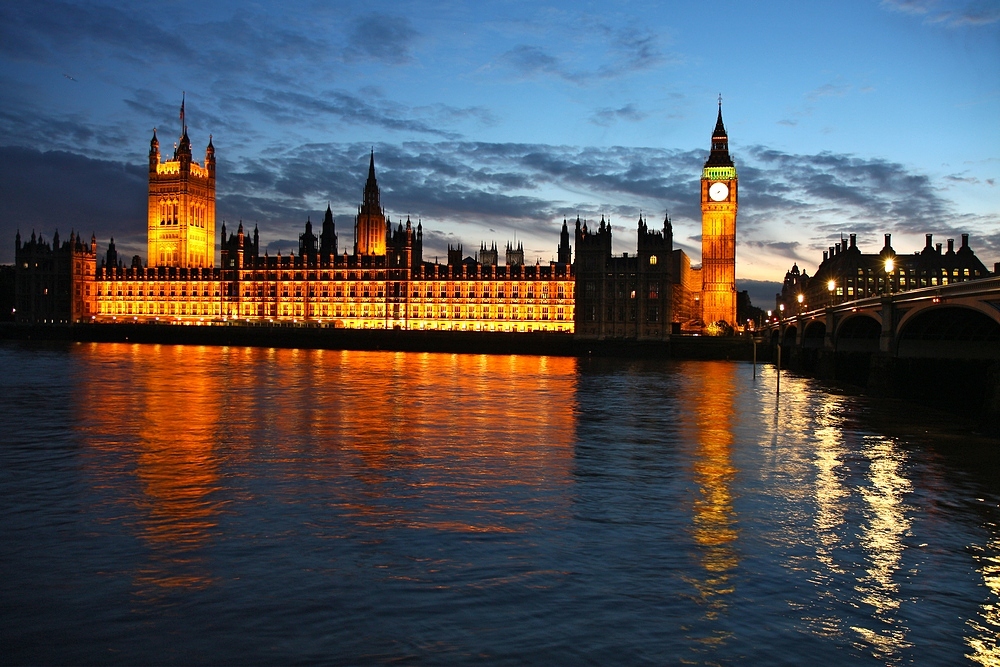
<box><xmin>884</xmin><ymin>258</ymin><xmax>895</xmax><ymax>294</ymax></box>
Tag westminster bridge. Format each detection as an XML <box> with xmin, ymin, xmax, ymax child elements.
<box><xmin>761</xmin><ymin>276</ymin><xmax>1000</xmax><ymax>432</ymax></box>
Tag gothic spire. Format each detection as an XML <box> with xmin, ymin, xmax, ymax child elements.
<box><xmin>361</xmin><ymin>149</ymin><xmax>381</xmax><ymax>214</ymax></box>
<box><xmin>705</xmin><ymin>97</ymin><xmax>734</xmax><ymax>168</ymax></box>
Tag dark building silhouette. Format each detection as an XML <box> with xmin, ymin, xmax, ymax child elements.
<box><xmin>573</xmin><ymin>213</ymin><xmax>675</xmax><ymax>340</ymax></box>
<box><xmin>14</xmin><ymin>230</ymin><xmax>97</xmax><ymax>323</ymax></box>
<box><xmin>776</xmin><ymin>232</ymin><xmax>993</xmax><ymax>312</ymax></box>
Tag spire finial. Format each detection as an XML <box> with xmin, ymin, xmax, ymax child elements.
<box><xmin>718</xmin><ymin>93</ymin><xmax>722</xmax><ymax>108</ymax></box>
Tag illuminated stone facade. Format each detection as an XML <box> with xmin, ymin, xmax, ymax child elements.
<box><xmin>700</xmin><ymin>103</ymin><xmax>738</xmax><ymax>327</ymax></box>
<box><xmin>87</xmin><ymin>151</ymin><xmax>574</xmax><ymax>332</ymax></box>
<box><xmin>147</xmin><ymin>128</ymin><xmax>216</xmax><ymax>269</ymax></box>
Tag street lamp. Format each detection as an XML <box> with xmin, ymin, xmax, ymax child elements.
<box><xmin>827</xmin><ymin>279</ymin><xmax>836</xmax><ymax>305</ymax></box>
<box><xmin>796</xmin><ymin>293</ymin><xmax>804</xmax><ymax>314</ymax></box>
<box><xmin>884</xmin><ymin>258</ymin><xmax>895</xmax><ymax>294</ymax></box>
<box><xmin>778</xmin><ymin>303</ymin><xmax>785</xmax><ymax>320</ymax></box>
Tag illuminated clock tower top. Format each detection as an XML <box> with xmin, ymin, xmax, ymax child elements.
<box><xmin>703</xmin><ymin>99</ymin><xmax>736</xmax><ymax>180</ymax></box>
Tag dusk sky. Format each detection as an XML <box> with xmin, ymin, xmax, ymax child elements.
<box><xmin>1</xmin><ymin>0</ymin><xmax>997</xmax><ymax>305</ymax></box>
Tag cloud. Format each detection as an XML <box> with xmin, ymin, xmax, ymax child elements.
<box><xmin>591</xmin><ymin>104</ymin><xmax>648</xmax><ymax>126</ymax></box>
<box><xmin>344</xmin><ymin>14</ymin><xmax>419</xmax><ymax>64</ymax></box>
<box><xmin>2</xmin><ymin>139</ymin><xmax>995</xmax><ymax>279</ymax></box>
<box><xmin>880</xmin><ymin>0</ymin><xmax>1000</xmax><ymax>26</ymax></box>
<box><xmin>497</xmin><ymin>45</ymin><xmax>563</xmax><ymax>77</ymax></box>
<box><xmin>806</xmin><ymin>82</ymin><xmax>851</xmax><ymax>101</ymax></box>
<box><xmin>736</xmin><ymin>279</ymin><xmax>784</xmax><ymax>310</ymax></box>
<box><xmin>493</xmin><ymin>24</ymin><xmax>667</xmax><ymax>84</ymax></box>
<box><xmin>0</xmin><ymin>146</ymin><xmax>147</xmax><ymax>261</ymax></box>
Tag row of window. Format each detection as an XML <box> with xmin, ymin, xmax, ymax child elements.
<box><xmin>156</xmin><ymin>199</ymin><xmax>209</xmax><ymax>228</ymax></box>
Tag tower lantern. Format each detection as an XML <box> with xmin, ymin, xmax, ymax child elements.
<box><xmin>147</xmin><ymin>98</ymin><xmax>216</xmax><ymax>269</ymax></box>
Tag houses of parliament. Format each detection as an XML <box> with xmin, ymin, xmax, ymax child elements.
<box><xmin>13</xmin><ymin>106</ymin><xmax>741</xmax><ymax>338</ymax></box>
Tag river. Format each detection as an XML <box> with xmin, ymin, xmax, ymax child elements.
<box><xmin>1</xmin><ymin>342</ymin><xmax>998</xmax><ymax>665</ymax></box>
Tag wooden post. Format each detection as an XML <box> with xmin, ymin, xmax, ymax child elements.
<box><xmin>776</xmin><ymin>343</ymin><xmax>781</xmax><ymax>395</ymax></box>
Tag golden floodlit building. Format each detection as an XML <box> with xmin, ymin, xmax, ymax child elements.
<box><xmin>14</xmin><ymin>106</ymin><xmax>743</xmax><ymax>335</ymax></box>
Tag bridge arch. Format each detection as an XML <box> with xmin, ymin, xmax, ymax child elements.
<box><xmin>896</xmin><ymin>305</ymin><xmax>1000</xmax><ymax>359</ymax></box>
<box><xmin>834</xmin><ymin>313</ymin><xmax>881</xmax><ymax>352</ymax></box>
<box><xmin>802</xmin><ymin>320</ymin><xmax>826</xmax><ymax>349</ymax></box>
<box><xmin>781</xmin><ymin>324</ymin><xmax>798</xmax><ymax>346</ymax></box>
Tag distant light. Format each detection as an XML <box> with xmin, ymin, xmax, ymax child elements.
<box><xmin>796</xmin><ymin>293</ymin><xmax>804</xmax><ymax>304</ymax></box>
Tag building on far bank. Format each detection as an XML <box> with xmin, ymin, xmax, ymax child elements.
<box><xmin>12</xmin><ymin>104</ymin><xmax>748</xmax><ymax>336</ymax></box>
<box><xmin>13</xmin><ymin>230</ymin><xmax>96</xmax><ymax>324</ymax></box>
<box><xmin>776</xmin><ymin>232</ymin><xmax>993</xmax><ymax>313</ymax></box>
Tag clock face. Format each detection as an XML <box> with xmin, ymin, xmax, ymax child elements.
<box><xmin>709</xmin><ymin>182</ymin><xmax>729</xmax><ymax>202</ymax></box>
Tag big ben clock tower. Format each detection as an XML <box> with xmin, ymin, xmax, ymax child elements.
<box><xmin>700</xmin><ymin>99</ymin><xmax>737</xmax><ymax>327</ymax></box>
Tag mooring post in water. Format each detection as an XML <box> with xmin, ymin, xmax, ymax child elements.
<box><xmin>776</xmin><ymin>344</ymin><xmax>781</xmax><ymax>395</ymax></box>
<box><xmin>753</xmin><ymin>338</ymin><xmax>757</xmax><ymax>379</ymax></box>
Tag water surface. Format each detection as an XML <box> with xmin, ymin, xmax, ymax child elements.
<box><xmin>1</xmin><ymin>342</ymin><xmax>998</xmax><ymax>664</ymax></box>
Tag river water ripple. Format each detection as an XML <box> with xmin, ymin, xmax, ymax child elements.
<box><xmin>1</xmin><ymin>342</ymin><xmax>998</xmax><ymax>665</ymax></box>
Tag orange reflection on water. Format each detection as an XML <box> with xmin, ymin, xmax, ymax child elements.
<box><xmin>76</xmin><ymin>343</ymin><xmax>222</xmax><ymax>592</ymax></box>
<box><xmin>680</xmin><ymin>361</ymin><xmax>739</xmax><ymax>635</ymax></box>
<box><xmin>74</xmin><ymin>344</ymin><xmax>578</xmax><ymax>592</ymax></box>
<box><xmin>216</xmin><ymin>349</ymin><xmax>579</xmax><ymax>534</ymax></box>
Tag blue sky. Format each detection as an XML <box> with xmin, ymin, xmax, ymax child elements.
<box><xmin>1</xmin><ymin>0</ymin><xmax>997</xmax><ymax>305</ymax></box>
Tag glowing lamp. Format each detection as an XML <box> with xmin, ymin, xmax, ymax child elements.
<box><xmin>796</xmin><ymin>293</ymin><xmax>804</xmax><ymax>304</ymax></box>
<box><xmin>884</xmin><ymin>258</ymin><xmax>894</xmax><ymax>274</ymax></box>
<box><xmin>827</xmin><ymin>280</ymin><xmax>835</xmax><ymax>292</ymax></box>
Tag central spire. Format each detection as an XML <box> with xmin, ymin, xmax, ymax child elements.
<box><xmin>362</xmin><ymin>148</ymin><xmax>381</xmax><ymax>213</ymax></box>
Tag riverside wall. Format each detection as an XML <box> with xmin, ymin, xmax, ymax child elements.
<box><xmin>0</xmin><ymin>322</ymin><xmax>759</xmax><ymax>361</ymax></box>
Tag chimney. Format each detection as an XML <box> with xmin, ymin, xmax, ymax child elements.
<box><xmin>947</xmin><ymin>239</ymin><xmax>954</xmax><ymax>254</ymax></box>
<box><xmin>884</xmin><ymin>233</ymin><xmax>891</xmax><ymax>247</ymax></box>
<box><xmin>961</xmin><ymin>233</ymin><xmax>969</xmax><ymax>249</ymax></box>
<box><xmin>823</xmin><ymin>250</ymin><xmax>829</xmax><ymax>261</ymax></box>
<box><xmin>925</xmin><ymin>234</ymin><xmax>933</xmax><ymax>249</ymax></box>
<box><xmin>936</xmin><ymin>243</ymin><xmax>942</xmax><ymax>254</ymax></box>
<box><xmin>850</xmin><ymin>233</ymin><xmax>857</xmax><ymax>248</ymax></box>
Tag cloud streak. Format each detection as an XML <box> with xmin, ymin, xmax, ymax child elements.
<box><xmin>4</xmin><ymin>138</ymin><xmax>995</xmax><ymax>277</ymax></box>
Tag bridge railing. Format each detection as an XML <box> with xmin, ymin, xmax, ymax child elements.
<box><xmin>764</xmin><ymin>275</ymin><xmax>1000</xmax><ymax>328</ymax></box>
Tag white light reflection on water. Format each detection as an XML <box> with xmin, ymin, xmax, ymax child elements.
<box><xmin>850</xmin><ymin>436</ymin><xmax>913</xmax><ymax>660</ymax></box>
<box><xmin>967</xmin><ymin>534</ymin><xmax>1000</xmax><ymax>664</ymax></box>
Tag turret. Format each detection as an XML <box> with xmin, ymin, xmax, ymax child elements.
<box><xmin>176</xmin><ymin>127</ymin><xmax>192</xmax><ymax>166</ymax></box>
<box><xmin>320</xmin><ymin>204</ymin><xmax>337</xmax><ymax>259</ymax></box>
<box><xmin>149</xmin><ymin>129</ymin><xmax>160</xmax><ymax>173</ymax></box>
<box><xmin>205</xmin><ymin>134</ymin><xmax>215</xmax><ymax>178</ymax></box>
<box><xmin>558</xmin><ymin>218</ymin><xmax>571</xmax><ymax>264</ymax></box>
